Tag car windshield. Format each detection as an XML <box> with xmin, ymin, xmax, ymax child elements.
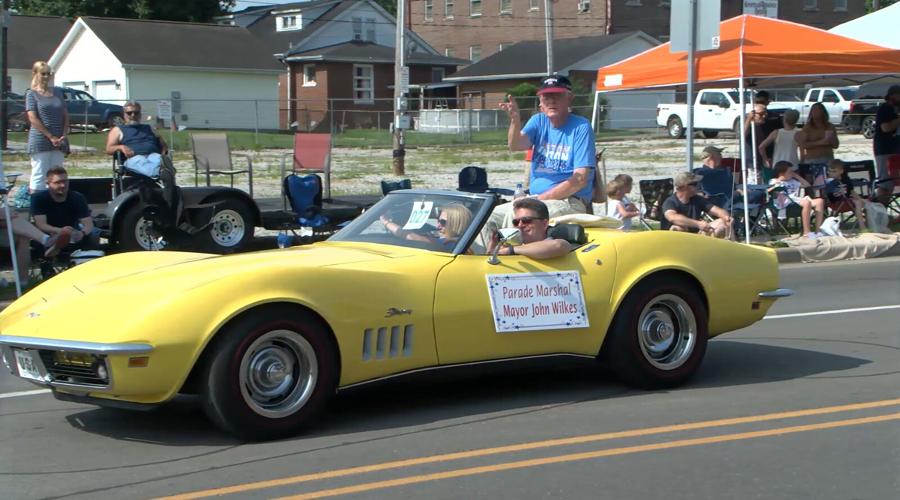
<box><xmin>328</xmin><ymin>190</ymin><xmax>494</xmax><ymax>255</ymax></box>
<box><xmin>837</xmin><ymin>88</ymin><xmax>857</xmax><ymax>100</ymax></box>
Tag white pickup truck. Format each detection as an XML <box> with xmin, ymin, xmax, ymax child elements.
<box><xmin>769</xmin><ymin>87</ymin><xmax>857</xmax><ymax>126</ymax></box>
<box><xmin>657</xmin><ymin>89</ymin><xmax>751</xmax><ymax>139</ymax></box>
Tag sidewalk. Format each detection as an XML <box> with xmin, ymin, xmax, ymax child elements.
<box><xmin>773</xmin><ymin>232</ymin><xmax>900</xmax><ymax>263</ymax></box>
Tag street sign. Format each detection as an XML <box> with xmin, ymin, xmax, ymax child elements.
<box><xmin>670</xmin><ymin>0</ymin><xmax>721</xmax><ymax>53</ymax></box>
<box><xmin>399</xmin><ymin>66</ymin><xmax>409</xmax><ymax>94</ymax></box>
<box><xmin>157</xmin><ymin>100</ymin><xmax>172</xmax><ymax>121</ymax></box>
<box><xmin>743</xmin><ymin>0</ymin><xmax>778</xmax><ymax>18</ymax></box>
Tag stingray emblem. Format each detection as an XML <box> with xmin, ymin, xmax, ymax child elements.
<box><xmin>26</xmin><ymin>312</ymin><xmax>40</xmax><ymax>319</ymax></box>
<box><xmin>385</xmin><ymin>307</ymin><xmax>412</xmax><ymax>318</ymax></box>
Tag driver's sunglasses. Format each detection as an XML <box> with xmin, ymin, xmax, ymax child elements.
<box><xmin>512</xmin><ymin>216</ymin><xmax>546</xmax><ymax>226</ymax></box>
<box><xmin>437</xmin><ymin>218</ymin><xmax>448</xmax><ymax>226</ymax></box>
<box><xmin>124</xmin><ymin>110</ymin><xmax>141</xmax><ymax>116</ymax></box>
<box><xmin>687</xmin><ymin>182</ymin><xmax>700</xmax><ymax>187</ymax></box>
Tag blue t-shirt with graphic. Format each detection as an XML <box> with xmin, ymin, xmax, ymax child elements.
<box><xmin>522</xmin><ymin>113</ymin><xmax>596</xmax><ymax>200</ymax></box>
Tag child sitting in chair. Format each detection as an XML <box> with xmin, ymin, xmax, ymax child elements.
<box><xmin>606</xmin><ymin>178</ymin><xmax>639</xmax><ymax>230</ymax></box>
<box><xmin>823</xmin><ymin>159</ymin><xmax>866</xmax><ymax>231</ymax></box>
<box><xmin>769</xmin><ymin>161</ymin><xmax>825</xmax><ymax>239</ymax></box>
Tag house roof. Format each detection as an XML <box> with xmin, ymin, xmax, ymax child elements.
<box><xmin>9</xmin><ymin>15</ymin><xmax>72</xmax><ymax>69</ymax></box>
<box><xmin>79</xmin><ymin>17</ymin><xmax>283</xmax><ymax>71</ymax></box>
<box><xmin>446</xmin><ymin>32</ymin><xmax>644</xmax><ymax>81</ymax></box>
<box><xmin>284</xmin><ymin>41</ymin><xmax>468</xmax><ymax>66</ymax></box>
<box><xmin>245</xmin><ymin>0</ymin><xmax>354</xmax><ymax>56</ymax></box>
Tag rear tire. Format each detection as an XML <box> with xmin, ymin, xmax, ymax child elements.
<box><xmin>603</xmin><ymin>279</ymin><xmax>708</xmax><ymax>389</ymax></box>
<box><xmin>198</xmin><ymin>198</ymin><xmax>255</xmax><ymax>253</ymax></box>
<box><xmin>667</xmin><ymin>116</ymin><xmax>685</xmax><ymax>139</ymax></box>
<box><xmin>201</xmin><ymin>305</ymin><xmax>338</xmax><ymax>441</ymax></box>
<box><xmin>861</xmin><ymin>116</ymin><xmax>876</xmax><ymax>140</ymax></box>
<box><xmin>733</xmin><ymin>118</ymin><xmax>742</xmax><ymax>137</ymax></box>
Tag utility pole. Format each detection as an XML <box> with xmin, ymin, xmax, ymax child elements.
<box><xmin>392</xmin><ymin>0</ymin><xmax>406</xmax><ymax>175</ymax></box>
<box><xmin>1</xmin><ymin>0</ymin><xmax>9</xmax><ymax>151</ymax></box>
<box><xmin>544</xmin><ymin>0</ymin><xmax>554</xmax><ymax>75</ymax></box>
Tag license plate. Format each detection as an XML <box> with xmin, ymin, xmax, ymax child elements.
<box><xmin>14</xmin><ymin>349</ymin><xmax>43</xmax><ymax>382</ymax></box>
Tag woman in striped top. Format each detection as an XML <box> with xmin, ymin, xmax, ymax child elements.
<box><xmin>26</xmin><ymin>60</ymin><xmax>69</xmax><ymax>192</ymax></box>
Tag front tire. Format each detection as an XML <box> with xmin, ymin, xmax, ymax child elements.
<box><xmin>667</xmin><ymin>116</ymin><xmax>685</xmax><ymax>139</ymax></box>
<box><xmin>116</xmin><ymin>202</ymin><xmax>167</xmax><ymax>251</ymax></box>
<box><xmin>603</xmin><ymin>279</ymin><xmax>708</xmax><ymax>389</ymax></box>
<box><xmin>202</xmin><ymin>306</ymin><xmax>338</xmax><ymax>441</ymax></box>
<box><xmin>701</xmin><ymin>130</ymin><xmax>719</xmax><ymax>139</ymax></box>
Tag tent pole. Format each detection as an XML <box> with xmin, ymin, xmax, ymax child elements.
<box><xmin>750</xmin><ymin>89</ymin><xmax>758</xmax><ymax>184</ymax></box>
<box><xmin>685</xmin><ymin>0</ymin><xmax>697</xmax><ymax>172</ymax></box>
<box><xmin>591</xmin><ymin>91</ymin><xmax>600</xmax><ymax>130</ymax></box>
<box><xmin>738</xmin><ymin>79</ymin><xmax>750</xmax><ymax>244</ymax></box>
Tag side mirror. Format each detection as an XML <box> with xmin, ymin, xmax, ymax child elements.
<box><xmin>487</xmin><ymin>228</ymin><xmax>522</xmax><ymax>265</ymax></box>
<box><xmin>719</xmin><ymin>101</ymin><xmax>730</xmax><ymax>109</ymax></box>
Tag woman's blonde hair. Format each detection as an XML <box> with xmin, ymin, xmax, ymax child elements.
<box><xmin>31</xmin><ymin>61</ymin><xmax>52</xmax><ymax>91</ymax></box>
<box><xmin>440</xmin><ymin>203</ymin><xmax>473</xmax><ymax>238</ymax></box>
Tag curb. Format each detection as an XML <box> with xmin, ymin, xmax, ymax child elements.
<box><xmin>774</xmin><ymin>240</ymin><xmax>900</xmax><ymax>263</ymax></box>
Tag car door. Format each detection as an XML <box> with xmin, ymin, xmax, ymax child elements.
<box><xmin>696</xmin><ymin>91</ymin><xmax>728</xmax><ymax>129</ymax></box>
<box><xmin>432</xmin><ymin>242</ymin><xmax>617</xmax><ymax>365</ymax></box>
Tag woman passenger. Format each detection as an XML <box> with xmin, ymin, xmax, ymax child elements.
<box><xmin>381</xmin><ymin>203</ymin><xmax>474</xmax><ymax>251</ymax></box>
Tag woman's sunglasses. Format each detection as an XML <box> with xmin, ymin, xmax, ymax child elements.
<box><xmin>124</xmin><ymin>110</ymin><xmax>141</xmax><ymax>116</ymax></box>
<box><xmin>437</xmin><ymin>218</ymin><xmax>448</xmax><ymax>226</ymax></box>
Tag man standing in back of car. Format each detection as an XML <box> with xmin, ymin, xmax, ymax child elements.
<box><xmin>873</xmin><ymin>85</ymin><xmax>900</xmax><ymax>204</ymax></box>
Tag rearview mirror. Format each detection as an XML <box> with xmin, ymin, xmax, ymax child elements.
<box><xmin>488</xmin><ymin>228</ymin><xmax>522</xmax><ymax>265</ymax></box>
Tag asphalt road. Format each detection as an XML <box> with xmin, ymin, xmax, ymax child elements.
<box><xmin>1</xmin><ymin>258</ymin><xmax>898</xmax><ymax>500</ymax></box>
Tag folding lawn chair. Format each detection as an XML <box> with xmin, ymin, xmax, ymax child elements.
<box><xmin>876</xmin><ymin>154</ymin><xmax>900</xmax><ymax>221</ymax></box>
<box><xmin>190</xmin><ymin>133</ymin><xmax>254</xmax><ymax>197</ymax></box>
<box><xmin>638</xmin><ymin>178</ymin><xmax>674</xmax><ymax>230</ymax></box>
<box><xmin>280</xmin><ymin>133</ymin><xmax>332</xmax><ymax>202</ymax></box>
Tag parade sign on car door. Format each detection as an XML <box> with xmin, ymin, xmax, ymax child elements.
<box><xmin>487</xmin><ymin>272</ymin><xmax>589</xmax><ymax>333</ymax></box>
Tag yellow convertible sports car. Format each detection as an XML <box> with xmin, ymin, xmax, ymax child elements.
<box><xmin>0</xmin><ymin>190</ymin><xmax>791</xmax><ymax>440</ymax></box>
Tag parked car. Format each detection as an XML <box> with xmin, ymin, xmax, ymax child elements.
<box><xmin>0</xmin><ymin>189</ymin><xmax>792</xmax><ymax>440</ymax></box>
<box><xmin>657</xmin><ymin>88</ymin><xmax>755</xmax><ymax>138</ymax></box>
<box><xmin>842</xmin><ymin>80</ymin><xmax>900</xmax><ymax>139</ymax></box>
<box><xmin>61</xmin><ymin>87</ymin><xmax>124</xmax><ymax>130</ymax></box>
<box><xmin>769</xmin><ymin>87</ymin><xmax>857</xmax><ymax>126</ymax></box>
<box><xmin>4</xmin><ymin>91</ymin><xmax>28</xmax><ymax>132</ymax></box>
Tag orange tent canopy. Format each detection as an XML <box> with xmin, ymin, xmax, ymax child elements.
<box><xmin>596</xmin><ymin>15</ymin><xmax>900</xmax><ymax>92</ymax></box>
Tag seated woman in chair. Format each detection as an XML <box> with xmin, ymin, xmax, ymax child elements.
<box><xmin>105</xmin><ymin>101</ymin><xmax>168</xmax><ymax>178</ymax></box>
<box><xmin>381</xmin><ymin>203</ymin><xmax>473</xmax><ymax>252</ymax></box>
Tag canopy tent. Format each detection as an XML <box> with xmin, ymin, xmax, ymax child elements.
<box><xmin>596</xmin><ymin>14</ymin><xmax>900</xmax><ymax>92</ymax></box>
<box><xmin>591</xmin><ymin>14</ymin><xmax>900</xmax><ymax>242</ymax></box>
<box><xmin>830</xmin><ymin>3</ymin><xmax>900</xmax><ymax>50</ymax></box>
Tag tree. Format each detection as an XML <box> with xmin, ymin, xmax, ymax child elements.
<box><xmin>11</xmin><ymin>0</ymin><xmax>235</xmax><ymax>23</ymax></box>
<box><xmin>374</xmin><ymin>0</ymin><xmax>396</xmax><ymax>16</ymax></box>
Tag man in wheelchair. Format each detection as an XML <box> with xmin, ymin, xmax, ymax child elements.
<box><xmin>104</xmin><ymin>101</ymin><xmax>168</xmax><ymax>177</ymax></box>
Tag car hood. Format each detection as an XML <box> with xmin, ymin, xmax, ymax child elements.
<box><xmin>0</xmin><ymin>241</ymin><xmax>421</xmax><ymax>338</ymax></box>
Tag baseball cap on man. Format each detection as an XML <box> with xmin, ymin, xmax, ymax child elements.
<box><xmin>674</xmin><ymin>172</ymin><xmax>703</xmax><ymax>188</ymax></box>
<box><xmin>537</xmin><ymin>75</ymin><xmax>572</xmax><ymax>95</ymax></box>
<box><xmin>700</xmin><ymin>145</ymin><xmax>724</xmax><ymax>160</ymax></box>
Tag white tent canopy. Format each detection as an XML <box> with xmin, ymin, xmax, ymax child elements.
<box><xmin>829</xmin><ymin>3</ymin><xmax>900</xmax><ymax>49</ymax></box>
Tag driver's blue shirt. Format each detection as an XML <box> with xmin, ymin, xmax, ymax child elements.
<box><xmin>522</xmin><ymin>113</ymin><xmax>596</xmax><ymax>200</ymax></box>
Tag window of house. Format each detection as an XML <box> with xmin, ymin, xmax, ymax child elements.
<box><xmin>445</xmin><ymin>47</ymin><xmax>455</xmax><ymax>57</ymax></box>
<box><xmin>445</xmin><ymin>0</ymin><xmax>454</xmax><ymax>18</ymax></box>
<box><xmin>469</xmin><ymin>45</ymin><xmax>481</xmax><ymax>62</ymax></box>
<box><xmin>578</xmin><ymin>0</ymin><xmax>591</xmax><ymax>13</ymax></box>
<box><xmin>353</xmin><ymin>64</ymin><xmax>374</xmax><ymax>103</ymax></box>
<box><xmin>529</xmin><ymin>0</ymin><xmax>539</xmax><ymax>11</ymax></box>
<box><xmin>833</xmin><ymin>0</ymin><xmax>847</xmax><ymax>11</ymax></box>
<box><xmin>803</xmin><ymin>0</ymin><xmax>818</xmax><ymax>10</ymax></box>
<box><xmin>470</xmin><ymin>0</ymin><xmax>482</xmax><ymax>17</ymax></box>
<box><xmin>303</xmin><ymin>64</ymin><xmax>316</xmax><ymax>86</ymax></box>
<box><xmin>431</xmin><ymin>67</ymin><xmax>445</xmax><ymax>83</ymax></box>
<box><xmin>365</xmin><ymin>18</ymin><xmax>376</xmax><ymax>41</ymax></box>
<box><xmin>352</xmin><ymin>16</ymin><xmax>362</xmax><ymax>40</ymax></box>
<box><xmin>500</xmin><ymin>0</ymin><xmax>512</xmax><ymax>14</ymax></box>
<box><xmin>425</xmin><ymin>0</ymin><xmax>434</xmax><ymax>20</ymax></box>
<box><xmin>277</xmin><ymin>14</ymin><xmax>301</xmax><ymax>31</ymax></box>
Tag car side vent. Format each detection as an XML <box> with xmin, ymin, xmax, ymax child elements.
<box><xmin>362</xmin><ymin>325</ymin><xmax>413</xmax><ymax>361</ymax></box>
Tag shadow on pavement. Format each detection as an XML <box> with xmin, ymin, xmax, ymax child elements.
<box><xmin>60</xmin><ymin>340</ymin><xmax>870</xmax><ymax>446</ymax></box>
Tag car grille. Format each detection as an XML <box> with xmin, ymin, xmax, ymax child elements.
<box><xmin>38</xmin><ymin>350</ymin><xmax>109</xmax><ymax>387</ymax></box>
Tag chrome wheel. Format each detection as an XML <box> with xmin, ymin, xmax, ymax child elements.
<box><xmin>637</xmin><ymin>294</ymin><xmax>697</xmax><ymax>371</ymax></box>
<box><xmin>210</xmin><ymin>209</ymin><xmax>247</xmax><ymax>247</ymax></box>
<box><xmin>134</xmin><ymin>216</ymin><xmax>167</xmax><ymax>251</ymax></box>
<box><xmin>238</xmin><ymin>329</ymin><xmax>318</xmax><ymax>419</ymax></box>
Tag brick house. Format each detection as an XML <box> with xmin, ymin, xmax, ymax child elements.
<box><xmin>218</xmin><ymin>0</ymin><xmax>465</xmax><ymax>131</ymax></box>
<box><xmin>408</xmin><ymin>0</ymin><xmax>866</xmax><ymax>63</ymax></box>
<box><xmin>444</xmin><ymin>31</ymin><xmax>669</xmax><ymax>128</ymax></box>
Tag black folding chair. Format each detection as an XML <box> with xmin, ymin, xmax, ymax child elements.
<box><xmin>638</xmin><ymin>178</ymin><xmax>674</xmax><ymax>230</ymax></box>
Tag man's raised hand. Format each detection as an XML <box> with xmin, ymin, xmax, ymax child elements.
<box><xmin>499</xmin><ymin>94</ymin><xmax>519</xmax><ymax>119</ymax></box>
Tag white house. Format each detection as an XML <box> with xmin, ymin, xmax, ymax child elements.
<box><xmin>8</xmin><ymin>15</ymin><xmax>72</xmax><ymax>94</ymax></box>
<box><xmin>48</xmin><ymin>17</ymin><xmax>284</xmax><ymax>130</ymax></box>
